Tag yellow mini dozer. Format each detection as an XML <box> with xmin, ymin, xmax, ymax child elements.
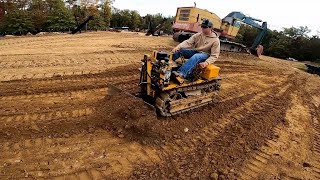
<box><xmin>139</xmin><ymin>50</ymin><xmax>221</xmax><ymax>116</ymax></box>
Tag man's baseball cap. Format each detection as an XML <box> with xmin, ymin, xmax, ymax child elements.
<box><xmin>201</xmin><ymin>19</ymin><xmax>213</xmax><ymax>28</ymax></box>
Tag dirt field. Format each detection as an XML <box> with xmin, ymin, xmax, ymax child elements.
<box><xmin>0</xmin><ymin>31</ymin><xmax>319</xmax><ymax>179</ymax></box>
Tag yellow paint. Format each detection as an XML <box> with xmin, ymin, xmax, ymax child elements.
<box><xmin>146</xmin><ymin>55</ymin><xmax>152</xmax><ymax>96</ymax></box>
<box><xmin>230</xmin><ymin>26</ymin><xmax>240</xmax><ymax>37</ymax></box>
<box><xmin>175</xmin><ymin>7</ymin><xmax>241</xmax><ymax>39</ymax></box>
<box><xmin>201</xmin><ymin>64</ymin><xmax>220</xmax><ymax>79</ymax></box>
<box><xmin>146</xmin><ymin>51</ymin><xmax>220</xmax><ymax>93</ymax></box>
<box><xmin>175</xmin><ymin>7</ymin><xmax>222</xmax><ymax>30</ymax></box>
<box><xmin>227</xmin><ymin>25</ymin><xmax>240</xmax><ymax>37</ymax></box>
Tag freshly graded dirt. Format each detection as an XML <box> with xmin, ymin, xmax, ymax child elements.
<box><xmin>0</xmin><ymin>32</ymin><xmax>319</xmax><ymax>179</ymax></box>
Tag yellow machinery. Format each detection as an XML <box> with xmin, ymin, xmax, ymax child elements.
<box><xmin>172</xmin><ymin>7</ymin><xmax>268</xmax><ymax>56</ymax></box>
<box><xmin>173</xmin><ymin>7</ymin><xmax>240</xmax><ymax>40</ymax></box>
<box><xmin>139</xmin><ymin>51</ymin><xmax>221</xmax><ymax>116</ymax></box>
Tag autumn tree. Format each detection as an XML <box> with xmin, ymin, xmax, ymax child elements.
<box><xmin>46</xmin><ymin>0</ymin><xmax>75</xmax><ymax>32</ymax></box>
<box><xmin>3</xmin><ymin>10</ymin><xmax>34</xmax><ymax>35</ymax></box>
<box><xmin>130</xmin><ymin>10</ymin><xmax>141</xmax><ymax>30</ymax></box>
<box><xmin>87</xmin><ymin>5</ymin><xmax>105</xmax><ymax>30</ymax></box>
<box><xmin>29</xmin><ymin>0</ymin><xmax>49</xmax><ymax>33</ymax></box>
<box><xmin>0</xmin><ymin>0</ymin><xmax>34</xmax><ymax>35</ymax></box>
<box><xmin>101</xmin><ymin>0</ymin><xmax>113</xmax><ymax>28</ymax></box>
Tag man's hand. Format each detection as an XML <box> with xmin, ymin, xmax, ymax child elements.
<box><xmin>199</xmin><ymin>62</ymin><xmax>209</xmax><ymax>69</ymax></box>
<box><xmin>172</xmin><ymin>46</ymin><xmax>180</xmax><ymax>53</ymax></box>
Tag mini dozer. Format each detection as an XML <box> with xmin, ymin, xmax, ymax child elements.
<box><xmin>139</xmin><ymin>50</ymin><xmax>221</xmax><ymax>116</ymax></box>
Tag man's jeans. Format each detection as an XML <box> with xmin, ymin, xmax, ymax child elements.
<box><xmin>172</xmin><ymin>49</ymin><xmax>209</xmax><ymax>78</ymax></box>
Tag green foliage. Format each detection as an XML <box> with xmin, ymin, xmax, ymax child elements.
<box><xmin>130</xmin><ymin>10</ymin><xmax>141</xmax><ymax>30</ymax></box>
<box><xmin>119</xmin><ymin>9</ymin><xmax>131</xmax><ymax>27</ymax></box>
<box><xmin>235</xmin><ymin>24</ymin><xmax>259</xmax><ymax>47</ymax></box>
<box><xmin>140</xmin><ymin>13</ymin><xmax>173</xmax><ymax>34</ymax></box>
<box><xmin>84</xmin><ymin>5</ymin><xmax>104</xmax><ymax>30</ymax></box>
<box><xmin>0</xmin><ymin>0</ymin><xmax>75</xmax><ymax>34</ymax></box>
<box><xmin>3</xmin><ymin>10</ymin><xmax>34</xmax><ymax>35</ymax></box>
<box><xmin>0</xmin><ymin>0</ymin><xmax>173</xmax><ymax>34</ymax></box>
<box><xmin>162</xmin><ymin>16</ymin><xmax>174</xmax><ymax>34</ymax></box>
<box><xmin>283</xmin><ymin>26</ymin><xmax>310</xmax><ymax>38</ymax></box>
<box><xmin>236</xmin><ymin>25</ymin><xmax>320</xmax><ymax>62</ymax></box>
<box><xmin>46</xmin><ymin>0</ymin><xmax>75</xmax><ymax>32</ymax></box>
<box><xmin>0</xmin><ymin>0</ymin><xmax>33</xmax><ymax>35</ymax></box>
<box><xmin>29</xmin><ymin>0</ymin><xmax>49</xmax><ymax>32</ymax></box>
<box><xmin>101</xmin><ymin>0</ymin><xmax>112</xmax><ymax>27</ymax></box>
<box><xmin>0</xmin><ymin>2</ymin><xmax>5</xmax><ymax>35</ymax></box>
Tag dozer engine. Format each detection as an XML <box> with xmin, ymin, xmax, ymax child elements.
<box><xmin>139</xmin><ymin>50</ymin><xmax>221</xmax><ymax>116</ymax></box>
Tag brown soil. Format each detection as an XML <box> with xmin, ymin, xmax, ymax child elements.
<box><xmin>0</xmin><ymin>32</ymin><xmax>319</xmax><ymax>179</ymax></box>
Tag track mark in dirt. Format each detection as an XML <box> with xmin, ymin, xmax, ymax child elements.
<box><xmin>0</xmin><ymin>132</ymin><xmax>160</xmax><ymax>179</ymax></box>
<box><xmin>159</xmin><ymin>85</ymin><xmax>273</xmax><ymax>153</ymax></box>
<box><xmin>163</xmin><ymin>90</ymin><xmax>265</xmax><ymax>147</ymax></box>
<box><xmin>203</xmin><ymin>81</ymin><xmax>293</xmax><ymax>179</ymax></box>
<box><xmin>0</xmin><ymin>88</ymin><xmax>105</xmax><ymax>101</ymax></box>
<box><xmin>0</xmin><ymin>107</ymin><xmax>94</xmax><ymax>124</ymax></box>
<box><xmin>1</xmin><ymin>70</ymin><xmax>138</xmax><ymax>84</ymax></box>
<box><xmin>219</xmin><ymin>74</ymin><xmax>289</xmax><ymax>104</ymax></box>
<box><xmin>52</xmin><ymin>169</ymin><xmax>105</xmax><ymax>180</ymax></box>
<box><xmin>240</xmin><ymin>86</ymin><xmax>319</xmax><ymax>179</ymax></box>
<box><xmin>240</xmin><ymin>146</ymin><xmax>272</xmax><ymax>179</ymax></box>
<box><xmin>0</xmin><ymin>72</ymin><xmax>139</xmax><ymax>97</ymax></box>
<box><xmin>0</xmin><ymin>63</ymin><xmax>140</xmax><ymax>82</ymax></box>
<box><xmin>0</xmin><ymin>88</ymin><xmax>106</xmax><ymax>116</ymax></box>
<box><xmin>239</xmin><ymin>121</ymin><xmax>302</xmax><ymax>179</ymax></box>
<box><xmin>311</xmin><ymin>107</ymin><xmax>320</xmax><ymax>178</ymax></box>
<box><xmin>0</xmin><ymin>54</ymin><xmax>141</xmax><ymax>74</ymax></box>
<box><xmin>301</xmin><ymin>87</ymin><xmax>320</xmax><ymax>179</ymax></box>
<box><xmin>128</xmin><ymin>78</ymin><xmax>294</xmax><ymax>179</ymax></box>
<box><xmin>0</xmin><ymin>107</ymin><xmax>99</xmax><ymax>142</ymax></box>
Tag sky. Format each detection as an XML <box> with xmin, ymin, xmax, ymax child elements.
<box><xmin>113</xmin><ymin>0</ymin><xmax>320</xmax><ymax>36</ymax></box>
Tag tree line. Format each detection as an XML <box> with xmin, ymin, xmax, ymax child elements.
<box><xmin>0</xmin><ymin>0</ymin><xmax>319</xmax><ymax>62</ymax></box>
<box><xmin>236</xmin><ymin>25</ymin><xmax>320</xmax><ymax>62</ymax></box>
<box><xmin>0</xmin><ymin>0</ymin><xmax>174</xmax><ymax>35</ymax></box>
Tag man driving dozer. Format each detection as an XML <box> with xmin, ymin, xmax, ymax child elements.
<box><xmin>172</xmin><ymin>19</ymin><xmax>220</xmax><ymax>83</ymax></box>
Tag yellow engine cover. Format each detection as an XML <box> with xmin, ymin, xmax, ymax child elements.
<box><xmin>201</xmin><ymin>64</ymin><xmax>220</xmax><ymax>79</ymax></box>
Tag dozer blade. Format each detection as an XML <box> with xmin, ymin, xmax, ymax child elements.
<box><xmin>106</xmin><ymin>83</ymin><xmax>155</xmax><ymax>110</ymax></box>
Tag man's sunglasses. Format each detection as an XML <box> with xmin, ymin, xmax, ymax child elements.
<box><xmin>201</xmin><ymin>26</ymin><xmax>210</xmax><ymax>29</ymax></box>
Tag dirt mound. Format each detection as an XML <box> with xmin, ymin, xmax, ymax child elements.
<box><xmin>95</xmin><ymin>94</ymin><xmax>159</xmax><ymax>143</ymax></box>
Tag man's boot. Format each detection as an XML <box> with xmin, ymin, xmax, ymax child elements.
<box><xmin>172</xmin><ymin>71</ymin><xmax>184</xmax><ymax>85</ymax></box>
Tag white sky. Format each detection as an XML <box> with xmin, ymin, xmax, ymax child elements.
<box><xmin>113</xmin><ymin>0</ymin><xmax>320</xmax><ymax>36</ymax></box>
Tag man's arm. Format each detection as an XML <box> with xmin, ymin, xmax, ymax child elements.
<box><xmin>205</xmin><ymin>39</ymin><xmax>220</xmax><ymax>64</ymax></box>
<box><xmin>173</xmin><ymin>33</ymin><xmax>197</xmax><ymax>51</ymax></box>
